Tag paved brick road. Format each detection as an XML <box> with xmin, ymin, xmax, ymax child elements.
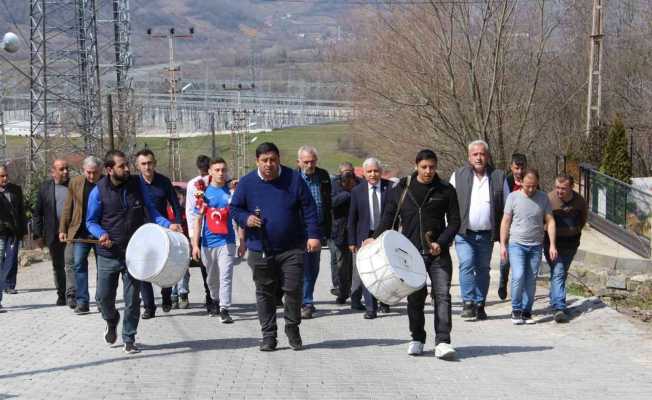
<box><xmin>1</xmin><ymin>250</ymin><xmax>651</xmax><ymax>400</ymax></box>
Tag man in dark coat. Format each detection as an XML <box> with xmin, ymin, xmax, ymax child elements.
<box><xmin>348</xmin><ymin>157</ymin><xmax>392</xmax><ymax>319</ymax></box>
<box><xmin>0</xmin><ymin>165</ymin><xmax>27</xmax><ymax>311</ymax></box>
<box><xmin>33</xmin><ymin>159</ymin><xmax>71</xmax><ymax>306</ymax></box>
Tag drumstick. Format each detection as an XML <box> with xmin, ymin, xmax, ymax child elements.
<box><xmin>65</xmin><ymin>238</ymin><xmax>101</xmax><ymax>244</ymax></box>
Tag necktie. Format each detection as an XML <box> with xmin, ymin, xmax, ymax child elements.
<box><xmin>372</xmin><ymin>186</ymin><xmax>380</xmax><ymax>230</ymax></box>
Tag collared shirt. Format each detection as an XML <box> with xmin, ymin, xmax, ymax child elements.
<box><xmin>450</xmin><ymin>172</ymin><xmax>492</xmax><ymax>231</ymax></box>
<box><xmin>367</xmin><ymin>182</ymin><xmax>381</xmax><ymax>230</ymax></box>
<box><xmin>301</xmin><ymin>171</ymin><xmax>323</xmax><ymax>223</ymax></box>
<box><xmin>257</xmin><ymin>166</ymin><xmax>283</xmax><ymax>181</ymax></box>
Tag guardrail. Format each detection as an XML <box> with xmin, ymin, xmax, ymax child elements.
<box><xmin>579</xmin><ymin>163</ymin><xmax>652</xmax><ymax>258</ymax></box>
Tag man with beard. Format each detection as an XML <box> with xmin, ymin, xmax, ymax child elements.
<box><xmin>33</xmin><ymin>159</ymin><xmax>73</xmax><ymax>306</ymax></box>
<box><xmin>86</xmin><ymin>150</ymin><xmax>181</xmax><ymax>353</ymax></box>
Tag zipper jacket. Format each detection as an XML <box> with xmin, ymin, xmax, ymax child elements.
<box><xmin>374</xmin><ymin>173</ymin><xmax>460</xmax><ymax>254</ymax></box>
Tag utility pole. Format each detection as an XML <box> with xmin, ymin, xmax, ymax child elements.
<box><xmin>147</xmin><ymin>27</ymin><xmax>193</xmax><ymax>181</ymax></box>
<box><xmin>222</xmin><ymin>83</ymin><xmax>255</xmax><ymax>178</ymax></box>
<box><xmin>586</xmin><ymin>0</ymin><xmax>604</xmax><ymax>137</ymax></box>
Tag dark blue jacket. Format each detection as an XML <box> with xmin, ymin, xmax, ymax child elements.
<box><xmin>347</xmin><ymin>179</ymin><xmax>392</xmax><ymax>247</ymax></box>
<box><xmin>86</xmin><ymin>175</ymin><xmax>171</xmax><ymax>258</ymax></box>
<box><xmin>230</xmin><ymin>165</ymin><xmax>321</xmax><ymax>254</ymax></box>
<box><xmin>139</xmin><ymin>172</ymin><xmax>182</xmax><ymax>223</ymax></box>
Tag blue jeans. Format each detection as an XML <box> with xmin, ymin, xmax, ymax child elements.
<box><xmin>302</xmin><ymin>250</ymin><xmax>321</xmax><ymax>305</ymax></box>
<box><xmin>96</xmin><ymin>255</ymin><xmax>141</xmax><ymax>344</ymax></box>
<box><xmin>545</xmin><ymin>248</ymin><xmax>577</xmax><ymax>311</ymax></box>
<box><xmin>455</xmin><ymin>232</ymin><xmax>493</xmax><ymax>304</ymax></box>
<box><xmin>73</xmin><ymin>242</ymin><xmax>96</xmax><ymax>305</ymax></box>
<box><xmin>508</xmin><ymin>243</ymin><xmax>542</xmax><ymax>313</ymax></box>
<box><xmin>171</xmin><ymin>270</ymin><xmax>190</xmax><ymax>297</ymax></box>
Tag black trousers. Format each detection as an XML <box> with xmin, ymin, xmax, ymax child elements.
<box><xmin>407</xmin><ymin>253</ymin><xmax>453</xmax><ymax>345</ymax></box>
<box><xmin>249</xmin><ymin>249</ymin><xmax>304</xmax><ymax>339</ymax></box>
<box><xmin>48</xmin><ymin>242</ymin><xmax>67</xmax><ymax>298</ymax></box>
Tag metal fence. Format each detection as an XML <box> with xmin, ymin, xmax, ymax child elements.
<box><xmin>579</xmin><ymin>163</ymin><xmax>652</xmax><ymax>258</ymax></box>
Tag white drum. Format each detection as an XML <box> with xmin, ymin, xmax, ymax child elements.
<box><xmin>356</xmin><ymin>230</ymin><xmax>427</xmax><ymax>305</ymax></box>
<box><xmin>126</xmin><ymin>223</ymin><xmax>190</xmax><ymax>288</ymax></box>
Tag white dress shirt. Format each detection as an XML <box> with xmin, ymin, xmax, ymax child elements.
<box><xmin>450</xmin><ymin>172</ymin><xmax>492</xmax><ymax>231</ymax></box>
<box><xmin>368</xmin><ymin>182</ymin><xmax>382</xmax><ymax>230</ymax></box>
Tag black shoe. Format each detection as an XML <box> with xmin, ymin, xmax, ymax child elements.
<box><xmin>378</xmin><ymin>304</ymin><xmax>390</xmax><ymax>314</ymax></box>
<box><xmin>364</xmin><ymin>311</ymin><xmax>377</xmax><ymax>320</ymax></box>
<box><xmin>335</xmin><ymin>297</ymin><xmax>347</xmax><ymax>305</ymax></box>
<box><xmin>104</xmin><ymin>316</ymin><xmax>119</xmax><ymax>345</ymax></box>
<box><xmin>74</xmin><ymin>303</ymin><xmax>90</xmax><ymax>314</ymax></box>
<box><xmin>476</xmin><ymin>304</ymin><xmax>487</xmax><ymax>321</ymax></box>
<box><xmin>0</xmin><ymin>304</ymin><xmax>6</xmax><ymax>313</ymax></box>
<box><xmin>66</xmin><ymin>296</ymin><xmax>77</xmax><ymax>309</ymax></box>
<box><xmin>498</xmin><ymin>283</ymin><xmax>508</xmax><ymax>301</ymax></box>
<box><xmin>330</xmin><ymin>287</ymin><xmax>339</xmax><ymax>297</ymax></box>
<box><xmin>219</xmin><ymin>308</ymin><xmax>233</xmax><ymax>324</ymax></box>
<box><xmin>162</xmin><ymin>303</ymin><xmax>172</xmax><ymax>313</ymax></box>
<box><xmin>209</xmin><ymin>302</ymin><xmax>219</xmax><ymax>317</ymax></box>
<box><xmin>461</xmin><ymin>301</ymin><xmax>476</xmax><ymax>319</ymax></box>
<box><xmin>259</xmin><ymin>337</ymin><xmax>277</xmax><ymax>352</ymax></box>
<box><xmin>123</xmin><ymin>342</ymin><xmax>140</xmax><ymax>354</ymax></box>
<box><xmin>522</xmin><ymin>312</ymin><xmax>536</xmax><ymax>325</ymax></box>
<box><xmin>141</xmin><ymin>308</ymin><xmax>155</xmax><ymax>320</ymax></box>
<box><xmin>56</xmin><ymin>295</ymin><xmax>66</xmax><ymax>306</ymax></box>
<box><xmin>301</xmin><ymin>304</ymin><xmax>315</xmax><ymax>319</ymax></box>
<box><xmin>4</xmin><ymin>288</ymin><xmax>17</xmax><ymax>294</ymax></box>
<box><xmin>553</xmin><ymin>309</ymin><xmax>569</xmax><ymax>323</ymax></box>
<box><xmin>351</xmin><ymin>302</ymin><xmax>365</xmax><ymax>311</ymax></box>
<box><xmin>288</xmin><ymin>335</ymin><xmax>303</xmax><ymax>351</ymax></box>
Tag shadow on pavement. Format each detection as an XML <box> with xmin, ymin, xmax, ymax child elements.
<box><xmin>453</xmin><ymin>345</ymin><xmax>554</xmax><ymax>359</ymax></box>
<box><xmin>0</xmin><ymin>350</ymin><xmax>192</xmax><ymax>380</ymax></box>
<box><xmin>140</xmin><ymin>337</ymin><xmax>260</xmax><ymax>351</ymax></box>
<box><xmin>306</xmin><ymin>338</ymin><xmax>407</xmax><ymax>350</ymax></box>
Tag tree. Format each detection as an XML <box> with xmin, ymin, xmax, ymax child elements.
<box><xmin>600</xmin><ymin>117</ymin><xmax>632</xmax><ymax>183</ymax></box>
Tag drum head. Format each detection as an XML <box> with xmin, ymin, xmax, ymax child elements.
<box><xmin>126</xmin><ymin>223</ymin><xmax>170</xmax><ymax>281</ymax></box>
<box><xmin>380</xmin><ymin>230</ymin><xmax>426</xmax><ymax>289</ymax></box>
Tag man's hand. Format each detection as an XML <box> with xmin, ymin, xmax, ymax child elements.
<box><xmin>430</xmin><ymin>242</ymin><xmax>441</xmax><ymax>256</ymax></box>
<box><xmin>246</xmin><ymin>214</ymin><xmax>263</xmax><ymax>228</ymax></box>
<box><xmin>229</xmin><ymin>179</ymin><xmax>239</xmax><ymax>191</ymax></box>
<box><xmin>306</xmin><ymin>238</ymin><xmax>321</xmax><ymax>252</ymax></box>
<box><xmin>98</xmin><ymin>233</ymin><xmax>113</xmax><ymax>248</ymax></box>
<box><xmin>191</xmin><ymin>244</ymin><xmax>201</xmax><ymax>261</ymax></box>
<box><xmin>35</xmin><ymin>238</ymin><xmax>44</xmax><ymax>249</ymax></box>
<box><xmin>362</xmin><ymin>238</ymin><xmax>375</xmax><ymax>247</ymax></box>
<box><xmin>58</xmin><ymin>232</ymin><xmax>67</xmax><ymax>243</ymax></box>
<box><xmin>169</xmin><ymin>224</ymin><xmax>183</xmax><ymax>233</ymax></box>
<box><xmin>548</xmin><ymin>245</ymin><xmax>558</xmax><ymax>263</ymax></box>
<box><xmin>238</xmin><ymin>243</ymin><xmax>247</xmax><ymax>258</ymax></box>
<box><xmin>500</xmin><ymin>244</ymin><xmax>508</xmax><ymax>264</ymax></box>
<box><xmin>348</xmin><ymin>245</ymin><xmax>358</xmax><ymax>254</ymax></box>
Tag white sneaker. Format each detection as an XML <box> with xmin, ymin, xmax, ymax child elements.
<box><xmin>435</xmin><ymin>342</ymin><xmax>456</xmax><ymax>360</ymax></box>
<box><xmin>407</xmin><ymin>341</ymin><xmax>424</xmax><ymax>356</ymax></box>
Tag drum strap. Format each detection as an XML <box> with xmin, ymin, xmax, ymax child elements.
<box><xmin>391</xmin><ymin>175</ymin><xmax>412</xmax><ymax>230</ymax></box>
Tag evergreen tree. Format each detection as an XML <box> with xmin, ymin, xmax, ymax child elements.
<box><xmin>600</xmin><ymin>117</ymin><xmax>632</xmax><ymax>183</ymax></box>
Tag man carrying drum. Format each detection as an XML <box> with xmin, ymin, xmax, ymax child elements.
<box><xmin>86</xmin><ymin>150</ymin><xmax>182</xmax><ymax>354</ymax></box>
<box><xmin>364</xmin><ymin>149</ymin><xmax>460</xmax><ymax>359</ymax></box>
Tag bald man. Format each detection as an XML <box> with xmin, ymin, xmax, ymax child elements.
<box><xmin>33</xmin><ymin>159</ymin><xmax>73</xmax><ymax>306</ymax></box>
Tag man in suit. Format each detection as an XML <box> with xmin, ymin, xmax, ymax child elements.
<box><xmin>33</xmin><ymin>159</ymin><xmax>72</xmax><ymax>306</ymax></box>
<box><xmin>0</xmin><ymin>165</ymin><xmax>27</xmax><ymax>312</ymax></box>
<box><xmin>59</xmin><ymin>156</ymin><xmax>103</xmax><ymax>314</ymax></box>
<box><xmin>348</xmin><ymin>157</ymin><xmax>392</xmax><ymax>319</ymax></box>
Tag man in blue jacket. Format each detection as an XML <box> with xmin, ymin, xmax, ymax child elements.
<box><xmin>86</xmin><ymin>150</ymin><xmax>181</xmax><ymax>354</ymax></box>
<box><xmin>230</xmin><ymin>142</ymin><xmax>321</xmax><ymax>352</ymax></box>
